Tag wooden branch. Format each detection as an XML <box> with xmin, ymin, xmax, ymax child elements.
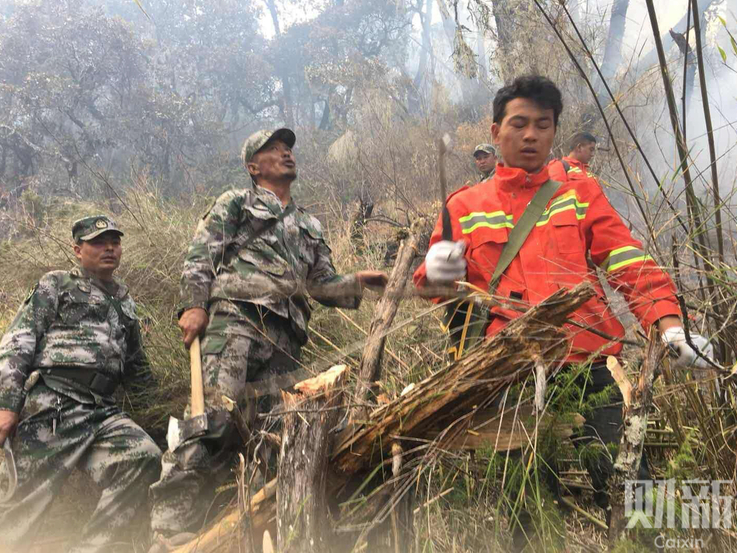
<box><xmin>170</xmin><ymin>478</ymin><xmax>276</xmax><ymax>553</ymax></box>
<box><xmin>333</xmin><ymin>283</ymin><xmax>595</xmax><ymax>474</ymax></box>
<box><xmin>277</xmin><ymin>365</ymin><xmax>347</xmax><ymax>553</ymax></box>
<box><xmin>353</xmin><ymin>228</ymin><xmax>420</xmax><ymax>419</ymax></box>
<box><xmin>559</xmin><ymin>496</ymin><xmax>608</xmax><ymax>531</ymax></box>
<box><xmin>607</xmin><ymin>338</ymin><xmax>665</xmax><ymax>548</ymax></box>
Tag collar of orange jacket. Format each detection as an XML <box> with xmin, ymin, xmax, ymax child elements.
<box><xmin>494</xmin><ymin>163</ymin><xmax>551</xmax><ymax>193</ymax></box>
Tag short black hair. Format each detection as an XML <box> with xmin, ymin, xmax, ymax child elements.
<box><xmin>568</xmin><ymin>131</ymin><xmax>597</xmax><ymax>152</ymax></box>
<box><xmin>493</xmin><ymin>75</ymin><xmax>564</xmax><ymax>127</ymax></box>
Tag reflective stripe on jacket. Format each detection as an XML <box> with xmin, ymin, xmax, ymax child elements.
<box><xmin>413</xmin><ymin>164</ymin><xmax>681</xmax><ymax>362</ymax></box>
<box><xmin>549</xmin><ymin>156</ymin><xmax>594</xmax><ymax>180</ymax></box>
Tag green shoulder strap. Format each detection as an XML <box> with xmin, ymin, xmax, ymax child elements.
<box><xmin>444</xmin><ymin>179</ymin><xmax>562</xmax><ymax>360</ymax></box>
<box><xmin>487</xmin><ymin>179</ymin><xmax>562</xmax><ymax>295</ymax></box>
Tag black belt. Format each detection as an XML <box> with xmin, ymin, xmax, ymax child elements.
<box><xmin>39</xmin><ymin>368</ymin><xmax>119</xmax><ymax>397</ymax></box>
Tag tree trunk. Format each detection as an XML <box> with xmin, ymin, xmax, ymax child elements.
<box><xmin>264</xmin><ymin>0</ymin><xmax>294</xmax><ymax>127</ymax></box>
<box><xmin>435</xmin><ymin>0</ymin><xmax>476</xmax><ymax>100</ymax></box>
<box><xmin>490</xmin><ymin>0</ymin><xmax>517</xmax><ymax>83</ymax></box>
<box><xmin>413</xmin><ymin>0</ymin><xmax>433</xmax><ymax>91</ymax></box>
<box><xmin>669</xmin><ymin>28</ymin><xmax>696</xmax><ymax>122</ymax></box>
<box><xmin>277</xmin><ymin>366</ymin><xmax>348</xmax><ymax>553</ymax></box>
<box><xmin>599</xmin><ymin>0</ymin><xmax>629</xmax><ymax>91</ymax></box>
<box><xmin>634</xmin><ymin>0</ymin><xmax>715</xmax><ymax>78</ymax></box>
<box><xmin>606</xmin><ymin>339</ymin><xmax>665</xmax><ymax>547</ymax></box>
<box><xmin>475</xmin><ymin>11</ymin><xmax>487</xmax><ymax>81</ymax></box>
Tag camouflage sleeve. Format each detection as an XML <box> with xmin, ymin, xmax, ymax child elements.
<box><xmin>180</xmin><ymin>191</ymin><xmax>242</xmax><ymax>312</ymax></box>
<box><xmin>0</xmin><ymin>273</ymin><xmax>59</xmax><ymax>412</ymax></box>
<box><xmin>307</xmin><ymin>237</ymin><xmax>362</xmax><ymax>309</ymax></box>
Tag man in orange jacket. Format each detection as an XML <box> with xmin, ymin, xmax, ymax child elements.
<box><xmin>549</xmin><ymin>131</ymin><xmax>597</xmax><ymax>181</ymax></box>
<box><xmin>413</xmin><ymin>75</ymin><xmax>713</xmax><ymax>520</ymax></box>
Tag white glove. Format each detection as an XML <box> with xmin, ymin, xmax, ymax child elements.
<box><xmin>662</xmin><ymin>327</ymin><xmax>714</xmax><ymax>369</ymax></box>
<box><xmin>425</xmin><ymin>240</ymin><xmax>467</xmax><ymax>284</ymax></box>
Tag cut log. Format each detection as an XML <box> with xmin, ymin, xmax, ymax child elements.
<box><xmin>606</xmin><ymin>337</ymin><xmax>665</xmax><ymax>547</ymax></box>
<box><xmin>171</xmin><ymin>283</ymin><xmax>596</xmax><ymax>553</ymax></box>
<box><xmin>277</xmin><ymin>365</ymin><xmax>347</xmax><ymax>553</ymax></box>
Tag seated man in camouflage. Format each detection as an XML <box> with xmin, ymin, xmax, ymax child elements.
<box><xmin>0</xmin><ymin>215</ymin><xmax>162</xmax><ymax>553</ymax></box>
<box><xmin>149</xmin><ymin>128</ymin><xmax>387</xmax><ymax>549</ymax></box>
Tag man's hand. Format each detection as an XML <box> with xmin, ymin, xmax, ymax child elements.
<box><xmin>179</xmin><ymin>307</ymin><xmax>209</xmax><ymax>349</ymax></box>
<box><xmin>0</xmin><ymin>410</ymin><xmax>19</xmax><ymax>447</ymax></box>
<box><xmin>661</xmin><ymin>326</ymin><xmax>715</xmax><ymax>369</ymax></box>
<box><xmin>425</xmin><ymin>240</ymin><xmax>467</xmax><ymax>284</ymax></box>
<box><xmin>355</xmin><ymin>271</ymin><xmax>389</xmax><ymax>292</ymax></box>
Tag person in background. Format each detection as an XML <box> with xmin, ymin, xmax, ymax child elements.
<box><xmin>0</xmin><ymin>215</ymin><xmax>161</xmax><ymax>553</ymax></box>
<box><xmin>473</xmin><ymin>143</ymin><xmax>498</xmax><ymax>180</ymax></box>
<box><xmin>549</xmin><ymin>131</ymin><xmax>597</xmax><ymax>180</ymax></box>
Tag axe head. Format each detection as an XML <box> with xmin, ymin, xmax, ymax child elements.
<box><xmin>166</xmin><ymin>413</ymin><xmax>208</xmax><ymax>452</ymax></box>
<box><xmin>442</xmin><ymin>133</ymin><xmax>452</xmax><ymax>150</ymax></box>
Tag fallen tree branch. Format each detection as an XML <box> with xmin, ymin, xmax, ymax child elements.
<box><xmin>170</xmin><ymin>282</ymin><xmax>596</xmax><ymax>553</ymax></box>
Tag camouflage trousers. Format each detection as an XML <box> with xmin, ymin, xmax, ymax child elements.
<box><xmin>150</xmin><ymin>301</ymin><xmax>302</xmax><ymax>535</ymax></box>
<box><xmin>0</xmin><ymin>384</ymin><xmax>161</xmax><ymax>553</ymax></box>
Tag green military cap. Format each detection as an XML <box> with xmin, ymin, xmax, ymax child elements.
<box><xmin>72</xmin><ymin>215</ymin><xmax>124</xmax><ymax>242</ymax></box>
<box><xmin>473</xmin><ymin>143</ymin><xmax>496</xmax><ymax>157</ymax></box>
<box><xmin>241</xmin><ymin>128</ymin><xmax>296</xmax><ymax>169</ymax></box>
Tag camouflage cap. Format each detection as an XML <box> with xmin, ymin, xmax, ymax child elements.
<box><xmin>473</xmin><ymin>143</ymin><xmax>496</xmax><ymax>157</ymax></box>
<box><xmin>241</xmin><ymin>128</ymin><xmax>296</xmax><ymax>169</ymax></box>
<box><xmin>72</xmin><ymin>215</ymin><xmax>124</xmax><ymax>242</ymax></box>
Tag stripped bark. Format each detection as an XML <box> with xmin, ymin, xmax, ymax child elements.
<box><xmin>277</xmin><ymin>365</ymin><xmax>347</xmax><ymax>553</ymax></box>
<box><xmin>606</xmin><ymin>339</ymin><xmax>665</xmax><ymax>547</ymax></box>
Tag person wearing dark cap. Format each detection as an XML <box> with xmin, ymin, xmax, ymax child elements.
<box><xmin>148</xmin><ymin>128</ymin><xmax>387</xmax><ymax>549</ymax></box>
<box><xmin>473</xmin><ymin>143</ymin><xmax>498</xmax><ymax>180</ymax></box>
<box><xmin>0</xmin><ymin>215</ymin><xmax>161</xmax><ymax>553</ymax></box>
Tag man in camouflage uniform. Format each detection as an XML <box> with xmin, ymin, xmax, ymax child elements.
<box><xmin>473</xmin><ymin>143</ymin><xmax>497</xmax><ymax>180</ymax></box>
<box><xmin>149</xmin><ymin>128</ymin><xmax>387</xmax><ymax>547</ymax></box>
<box><xmin>0</xmin><ymin>215</ymin><xmax>162</xmax><ymax>553</ymax></box>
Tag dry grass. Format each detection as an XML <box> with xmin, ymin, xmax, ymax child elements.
<box><xmin>2</xmin><ymin>107</ymin><xmax>737</xmax><ymax>551</ymax></box>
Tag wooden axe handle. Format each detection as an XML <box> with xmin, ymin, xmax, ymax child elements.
<box><xmin>190</xmin><ymin>336</ymin><xmax>205</xmax><ymax>417</ymax></box>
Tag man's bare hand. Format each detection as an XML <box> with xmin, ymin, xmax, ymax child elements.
<box><xmin>0</xmin><ymin>410</ymin><xmax>19</xmax><ymax>447</ymax></box>
<box><xmin>179</xmin><ymin>308</ymin><xmax>209</xmax><ymax>349</ymax></box>
<box><xmin>355</xmin><ymin>270</ymin><xmax>389</xmax><ymax>292</ymax></box>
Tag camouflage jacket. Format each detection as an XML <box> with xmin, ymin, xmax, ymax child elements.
<box><xmin>180</xmin><ymin>185</ymin><xmax>362</xmax><ymax>340</ymax></box>
<box><xmin>0</xmin><ymin>268</ymin><xmax>151</xmax><ymax>412</ymax></box>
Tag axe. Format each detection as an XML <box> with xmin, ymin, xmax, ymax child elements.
<box><xmin>438</xmin><ymin>133</ymin><xmax>453</xmax><ymax>242</ymax></box>
<box><xmin>166</xmin><ymin>336</ymin><xmax>208</xmax><ymax>451</ymax></box>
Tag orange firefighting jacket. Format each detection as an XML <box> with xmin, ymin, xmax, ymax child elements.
<box><xmin>413</xmin><ymin>163</ymin><xmax>681</xmax><ymax>362</ymax></box>
<box><xmin>549</xmin><ymin>156</ymin><xmax>594</xmax><ymax>181</ymax></box>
